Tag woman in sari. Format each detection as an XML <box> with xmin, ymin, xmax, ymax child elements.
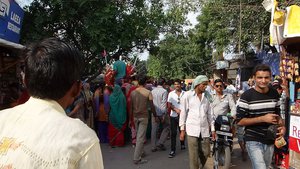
<box><xmin>108</xmin><ymin>85</ymin><xmax>127</xmax><ymax>147</ymax></box>
<box><xmin>94</xmin><ymin>85</ymin><xmax>110</xmax><ymax>143</ymax></box>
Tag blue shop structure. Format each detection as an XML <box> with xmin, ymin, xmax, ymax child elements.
<box><xmin>0</xmin><ymin>0</ymin><xmax>25</xmax><ymax>109</ymax></box>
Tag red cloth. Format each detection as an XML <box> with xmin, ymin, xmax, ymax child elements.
<box><xmin>105</xmin><ymin>68</ymin><xmax>114</xmax><ymax>86</ymax></box>
<box><xmin>126</xmin><ymin>65</ymin><xmax>135</xmax><ymax>79</ymax></box>
<box><xmin>108</xmin><ymin>123</ymin><xmax>126</xmax><ymax>147</ymax></box>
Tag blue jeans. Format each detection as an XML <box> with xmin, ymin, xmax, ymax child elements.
<box><xmin>246</xmin><ymin>141</ymin><xmax>274</xmax><ymax>169</ymax></box>
<box><xmin>236</xmin><ymin>125</ymin><xmax>245</xmax><ymax>142</ymax></box>
<box><xmin>96</xmin><ymin>121</ymin><xmax>108</xmax><ymax>143</ymax></box>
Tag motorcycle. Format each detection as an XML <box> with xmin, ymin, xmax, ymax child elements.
<box><xmin>212</xmin><ymin>115</ymin><xmax>233</xmax><ymax>169</ymax></box>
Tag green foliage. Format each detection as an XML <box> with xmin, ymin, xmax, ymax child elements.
<box><xmin>147</xmin><ymin>34</ymin><xmax>212</xmax><ymax>79</ymax></box>
<box><xmin>23</xmin><ymin>0</ymin><xmax>271</xmax><ymax>79</ymax></box>
<box><xmin>193</xmin><ymin>0</ymin><xmax>270</xmax><ymax>56</ymax></box>
<box><xmin>147</xmin><ymin>0</ymin><xmax>271</xmax><ymax>79</ymax></box>
<box><xmin>20</xmin><ymin>0</ymin><xmax>187</xmax><ymax>78</ymax></box>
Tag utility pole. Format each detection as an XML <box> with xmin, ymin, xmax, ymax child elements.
<box><xmin>260</xmin><ymin>30</ymin><xmax>264</xmax><ymax>52</ymax></box>
<box><xmin>238</xmin><ymin>0</ymin><xmax>242</xmax><ymax>54</ymax></box>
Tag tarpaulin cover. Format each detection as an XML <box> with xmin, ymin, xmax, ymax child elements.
<box><xmin>256</xmin><ymin>52</ymin><xmax>280</xmax><ymax>76</ymax></box>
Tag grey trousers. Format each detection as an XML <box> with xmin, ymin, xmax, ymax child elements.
<box><xmin>151</xmin><ymin>114</ymin><xmax>170</xmax><ymax>148</ymax></box>
<box><xmin>133</xmin><ymin>117</ymin><xmax>148</xmax><ymax>161</ymax></box>
<box><xmin>187</xmin><ymin>135</ymin><xmax>210</xmax><ymax>169</ymax></box>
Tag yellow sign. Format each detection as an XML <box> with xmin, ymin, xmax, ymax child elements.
<box><xmin>284</xmin><ymin>5</ymin><xmax>300</xmax><ymax>38</ymax></box>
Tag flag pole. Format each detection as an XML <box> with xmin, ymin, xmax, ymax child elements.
<box><xmin>130</xmin><ymin>55</ymin><xmax>138</xmax><ymax>76</ymax></box>
<box><xmin>102</xmin><ymin>50</ymin><xmax>108</xmax><ymax>65</ymax></box>
<box><xmin>133</xmin><ymin>55</ymin><xmax>138</xmax><ymax>67</ymax></box>
<box><xmin>105</xmin><ymin>55</ymin><xmax>108</xmax><ymax>65</ymax></box>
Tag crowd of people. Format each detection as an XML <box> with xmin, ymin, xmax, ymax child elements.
<box><xmin>0</xmin><ymin>37</ymin><xmax>289</xmax><ymax>169</ymax></box>
<box><xmin>69</xmin><ymin>62</ymin><xmax>288</xmax><ymax>169</ymax></box>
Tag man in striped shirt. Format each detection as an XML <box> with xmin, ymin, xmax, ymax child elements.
<box><xmin>236</xmin><ymin>64</ymin><xmax>286</xmax><ymax>169</ymax></box>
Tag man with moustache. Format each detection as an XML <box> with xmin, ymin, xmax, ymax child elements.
<box><xmin>167</xmin><ymin>79</ymin><xmax>186</xmax><ymax>158</ymax></box>
<box><xmin>237</xmin><ymin>64</ymin><xmax>286</xmax><ymax>169</ymax></box>
<box><xmin>179</xmin><ymin>75</ymin><xmax>215</xmax><ymax>169</ymax></box>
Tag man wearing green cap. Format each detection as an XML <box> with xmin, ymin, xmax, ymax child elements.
<box><xmin>179</xmin><ymin>75</ymin><xmax>216</xmax><ymax>169</ymax></box>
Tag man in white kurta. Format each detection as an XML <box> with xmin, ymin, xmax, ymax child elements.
<box><xmin>179</xmin><ymin>75</ymin><xmax>215</xmax><ymax>169</ymax></box>
<box><xmin>0</xmin><ymin>98</ymin><xmax>103</xmax><ymax>169</ymax></box>
<box><xmin>0</xmin><ymin>38</ymin><xmax>103</xmax><ymax>169</ymax></box>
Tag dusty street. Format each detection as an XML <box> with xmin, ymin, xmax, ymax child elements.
<box><xmin>101</xmin><ymin>138</ymin><xmax>252</xmax><ymax>169</ymax></box>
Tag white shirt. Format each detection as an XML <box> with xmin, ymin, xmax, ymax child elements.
<box><xmin>0</xmin><ymin>97</ymin><xmax>104</xmax><ymax>169</ymax></box>
<box><xmin>151</xmin><ymin>86</ymin><xmax>168</xmax><ymax>116</ymax></box>
<box><xmin>205</xmin><ymin>85</ymin><xmax>215</xmax><ymax>95</ymax></box>
<box><xmin>224</xmin><ymin>84</ymin><xmax>237</xmax><ymax>94</ymax></box>
<box><xmin>179</xmin><ymin>91</ymin><xmax>215</xmax><ymax>138</ymax></box>
<box><xmin>211</xmin><ymin>93</ymin><xmax>237</xmax><ymax>118</ymax></box>
<box><xmin>167</xmin><ymin>90</ymin><xmax>185</xmax><ymax>117</ymax></box>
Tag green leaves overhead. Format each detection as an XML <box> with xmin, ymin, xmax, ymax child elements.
<box><xmin>20</xmin><ymin>0</ymin><xmax>187</xmax><ymax>78</ymax></box>
<box><xmin>20</xmin><ymin>0</ymin><xmax>270</xmax><ymax>79</ymax></box>
<box><xmin>147</xmin><ymin>0</ymin><xmax>271</xmax><ymax>79</ymax></box>
<box><xmin>147</xmin><ymin>34</ymin><xmax>211</xmax><ymax>79</ymax></box>
<box><xmin>194</xmin><ymin>0</ymin><xmax>270</xmax><ymax>55</ymax></box>
<box><xmin>22</xmin><ymin>0</ymin><xmax>153</xmax><ymax>53</ymax></box>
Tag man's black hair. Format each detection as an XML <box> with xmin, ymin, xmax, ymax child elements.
<box><xmin>157</xmin><ymin>78</ymin><xmax>166</xmax><ymax>86</ymax></box>
<box><xmin>166</xmin><ymin>79</ymin><xmax>174</xmax><ymax>86</ymax></box>
<box><xmin>253</xmin><ymin>64</ymin><xmax>271</xmax><ymax>76</ymax></box>
<box><xmin>138</xmin><ymin>76</ymin><xmax>147</xmax><ymax>86</ymax></box>
<box><xmin>25</xmin><ymin>37</ymin><xmax>84</xmax><ymax>100</ymax></box>
<box><xmin>113</xmin><ymin>54</ymin><xmax>120</xmax><ymax>60</ymax></box>
<box><xmin>174</xmin><ymin>78</ymin><xmax>181</xmax><ymax>84</ymax></box>
<box><xmin>214</xmin><ymin>79</ymin><xmax>223</xmax><ymax>84</ymax></box>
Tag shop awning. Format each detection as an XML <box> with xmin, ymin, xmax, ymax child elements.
<box><xmin>0</xmin><ymin>38</ymin><xmax>24</xmax><ymax>50</ymax></box>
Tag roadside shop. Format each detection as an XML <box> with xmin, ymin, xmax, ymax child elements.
<box><xmin>265</xmin><ymin>0</ymin><xmax>300</xmax><ymax>168</ymax></box>
<box><xmin>0</xmin><ymin>0</ymin><xmax>25</xmax><ymax>110</ymax></box>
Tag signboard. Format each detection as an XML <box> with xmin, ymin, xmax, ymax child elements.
<box><xmin>289</xmin><ymin>115</ymin><xmax>300</xmax><ymax>153</ymax></box>
<box><xmin>0</xmin><ymin>0</ymin><xmax>24</xmax><ymax>43</ymax></box>
<box><xmin>216</xmin><ymin>61</ymin><xmax>229</xmax><ymax>70</ymax></box>
<box><xmin>289</xmin><ymin>114</ymin><xmax>300</xmax><ymax>168</ymax></box>
<box><xmin>223</xmin><ymin>53</ymin><xmax>245</xmax><ymax>61</ymax></box>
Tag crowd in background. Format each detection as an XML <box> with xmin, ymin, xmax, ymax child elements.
<box><xmin>6</xmin><ymin>53</ymin><xmax>290</xmax><ymax>168</ymax></box>
<box><xmin>61</xmin><ymin>62</ymin><xmax>289</xmax><ymax>168</ymax></box>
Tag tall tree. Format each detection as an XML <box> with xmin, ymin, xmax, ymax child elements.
<box><xmin>147</xmin><ymin>33</ymin><xmax>210</xmax><ymax>79</ymax></box>
<box><xmin>193</xmin><ymin>0</ymin><xmax>270</xmax><ymax>58</ymax></box>
<box><xmin>20</xmin><ymin>0</ymin><xmax>187</xmax><ymax>77</ymax></box>
<box><xmin>147</xmin><ymin>0</ymin><xmax>271</xmax><ymax>79</ymax></box>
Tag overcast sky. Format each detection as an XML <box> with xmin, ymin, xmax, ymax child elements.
<box><xmin>16</xmin><ymin>0</ymin><xmax>32</xmax><ymax>7</ymax></box>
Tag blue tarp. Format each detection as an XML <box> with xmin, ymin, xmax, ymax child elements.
<box><xmin>256</xmin><ymin>52</ymin><xmax>280</xmax><ymax>76</ymax></box>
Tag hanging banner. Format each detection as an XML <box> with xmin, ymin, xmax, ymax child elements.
<box><xmin>283</xmin><ymin>5</ymin><xmax>300</xmax><ymax>38</ymax></box>
<box><xmin>269</xmin><ymin>0</ymin><xmax>286</xmax><ymax>46</ymax></box>
<box><xmin>0</xmin><ymin>0</ymin><xmax>24</xmax><ymax>43</ymax></box>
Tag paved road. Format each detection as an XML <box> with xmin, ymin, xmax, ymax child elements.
<box><xmin>101</xmin><ymin>138</ymin><xmax>252</xmax><ymax>169</ymax></box>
